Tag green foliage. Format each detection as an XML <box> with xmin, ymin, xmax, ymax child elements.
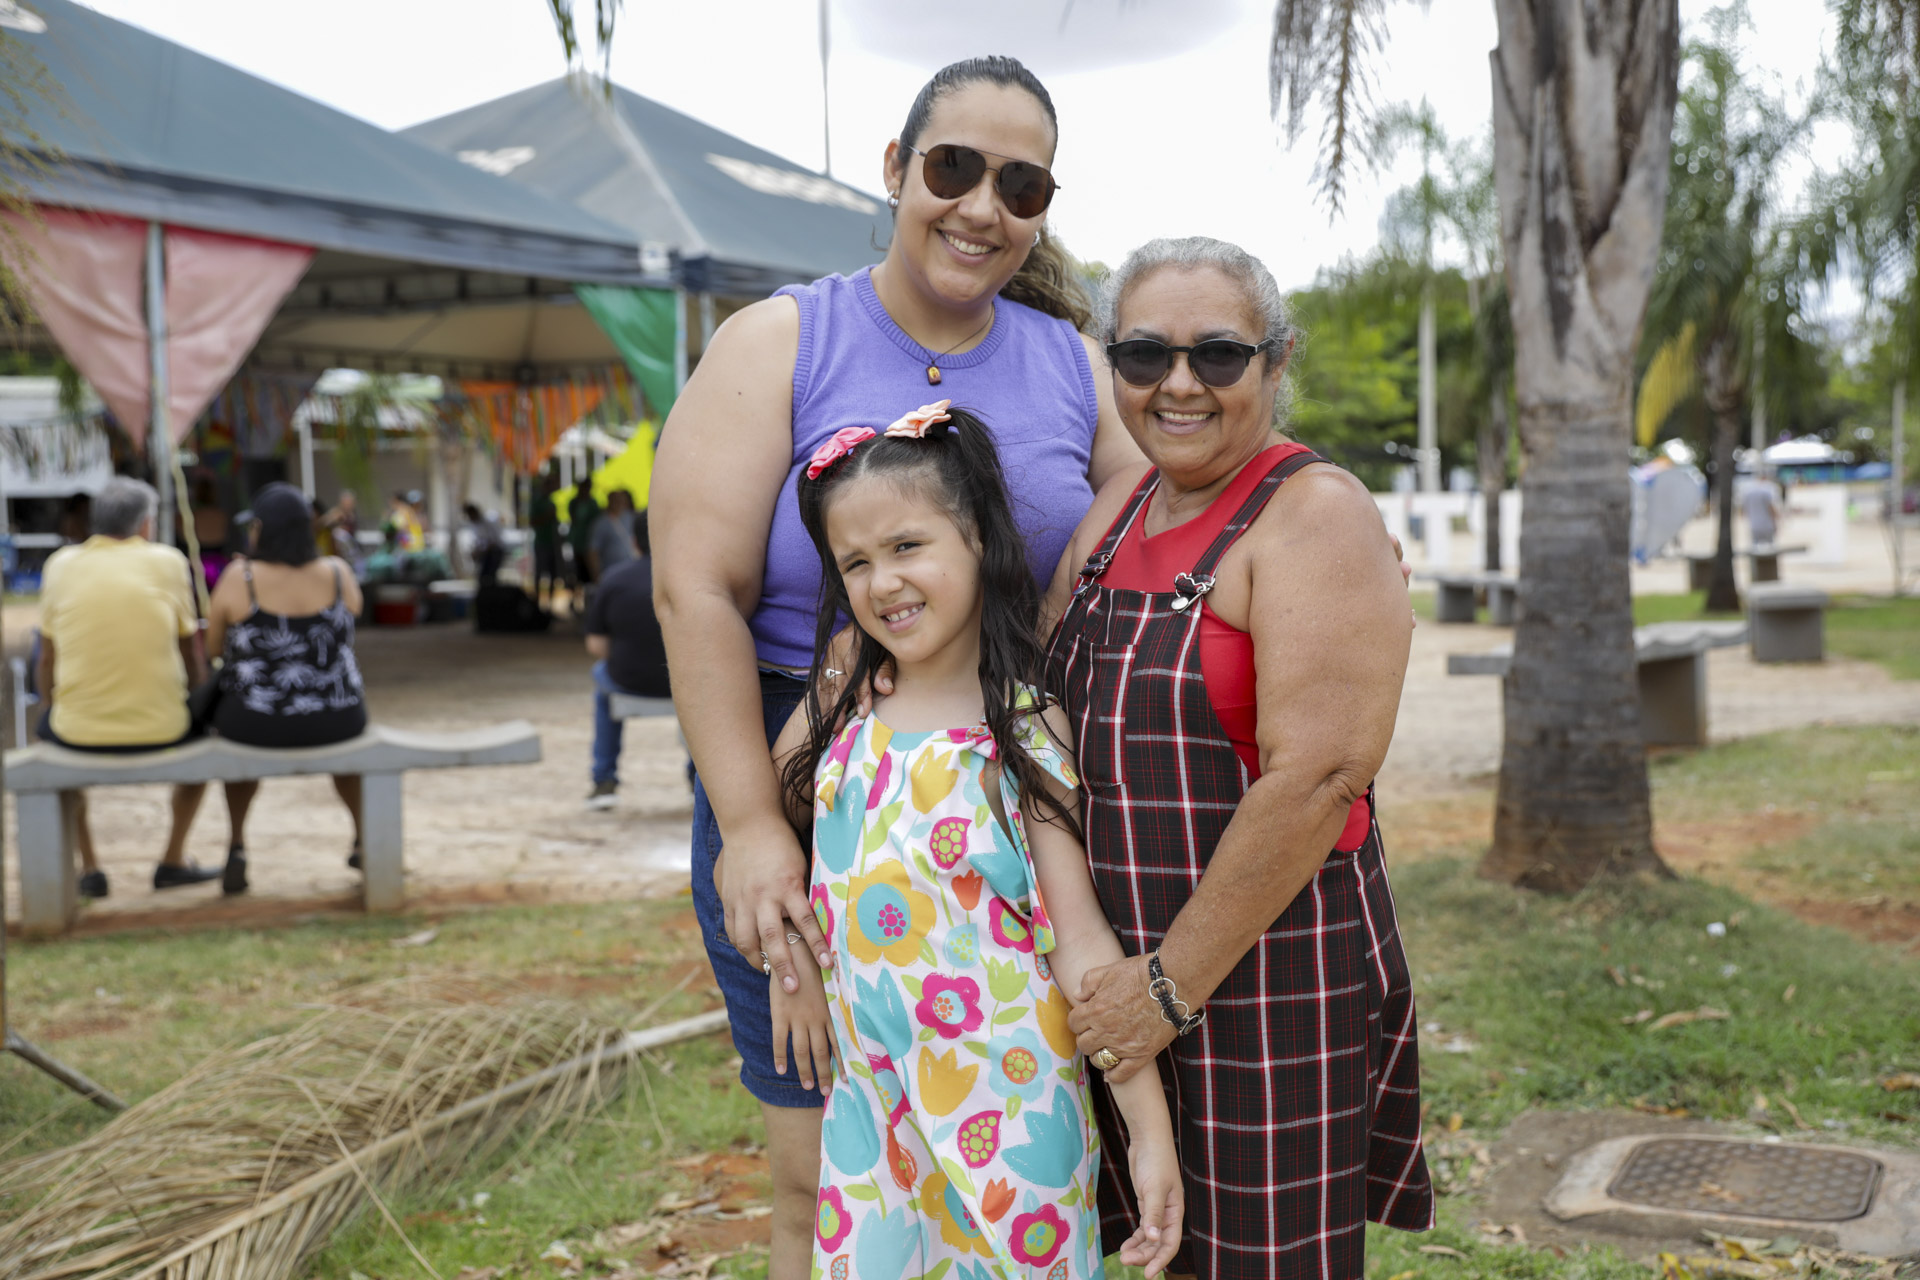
<box><xmin>1291</xmin><ymin>255</ymin><xmax>1484</xmax><ymax>487</ymax></box>
<box><xmin>1643</xmin><ymin>4</ymin><xmax>1820</xmax><ymax>444</ymax></box>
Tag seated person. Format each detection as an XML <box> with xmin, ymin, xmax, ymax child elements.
<box><xmin>585</xmin><ymin>510</ymin><xmax>670</xmax><ymax>809</ymax></box>
<box><xmin>205</xmin><ymin>483</ymin><xmax>368</xmax><ymax>894</ymax></box>
<box><xmin>36</xmin><ymin>477</ymin><xmax>220</xmax><ymax>898</ymax></box>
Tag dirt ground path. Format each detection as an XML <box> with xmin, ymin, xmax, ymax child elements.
<box><xmin>6</xmin><ymin>600</ymin><xmax>1919</xmax><ymax>932</ymax></box>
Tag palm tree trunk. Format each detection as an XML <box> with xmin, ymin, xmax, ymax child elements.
<box><xmin>1485</xmin><ymin>391</ymin><xmax>1666</xmax><ymax>887</ymax></box>
<box><xmin>1700</xmin><ymin>337</ymin><xmax>1742</xmax><ymax>612</ymax></box>
<box><xmin>1479</xmin><ymin>380</ymin><xmax>1509</xmax><ymax>570</ymax></box>
<box><xmin>1481</xmin><ymin>0</ymin><xmax>1679</xmax><ymax>891</ymax></box>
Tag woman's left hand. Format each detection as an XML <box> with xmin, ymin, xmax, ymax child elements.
<box><xmin>1070</xmin><ymin>955</ymin><xmax>1178</xmax><ymax>1083</ymax></box>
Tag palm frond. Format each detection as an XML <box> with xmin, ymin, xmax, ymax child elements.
<box><xmin>1637</xmin><ymin>325</ymin><xmax>1698</xmax><ymax>447</ymax></box>
<box><xmin>0</xmin><ymin>979</ymin><xmax>720</xmax><ymax>1280</ymax></box>
<box><xmin>1269</xmin><ymin>0</ymin><xmax>1398</xmax><ymax>215</ymax></box>
<box><xmin>544</xmin><ymin>0</ymin><xmax>623</xmax><ymax>79</ymax></box>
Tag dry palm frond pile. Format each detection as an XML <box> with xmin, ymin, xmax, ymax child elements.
<box><xmin>0</xmin><ymin>976</ymin><xmax>633</xmax><ymax>1280</ymax></box>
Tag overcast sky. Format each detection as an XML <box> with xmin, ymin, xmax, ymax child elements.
<box><xmin>71</xmin><ymin>0</ymin><xmax>1836</xmax><ymax>293</ymax></box>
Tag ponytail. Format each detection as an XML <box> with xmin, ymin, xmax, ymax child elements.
<box><xmin>1000</xmin><ymin>226</ymin><xmax>1092</xmax><ymax>332</ymax></box>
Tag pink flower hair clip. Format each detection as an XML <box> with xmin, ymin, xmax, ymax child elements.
<box><xmin>884</xmin><ymin>399</ymin><xmax>952</xmax><ymax>439</ymax></box>
<box><xmin>803</xmin><ymin>401</ymin><xmax>953</xmax><ymax>479</ymax></box>
<box><xmin>805</xmin><ymin>426</ymin><xmax>877</xmax><ymax>479</ymax></box>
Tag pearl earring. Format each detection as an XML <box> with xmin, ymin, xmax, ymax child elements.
<box><xmin>888</xmin><ymin>192</ymin><xmax>900</xmax><ymax>209</ymax></box>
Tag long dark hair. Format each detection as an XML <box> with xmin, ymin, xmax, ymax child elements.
<box><xmin>248</xmin><ymin>482</ymin><xmax>320</xmax><ymax>566</ymax></box>
<box><xmin>891</xmin><ymin>56</ymin><xmax>1092</xmax><ymax>332</ymax></box>
<box><xmin>779</xmin><ymin>408</ymin><xmax>1078</xmax><ymax>839</ymax></box>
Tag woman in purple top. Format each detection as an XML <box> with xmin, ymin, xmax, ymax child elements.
<box><xmin>652</xmin><ymin>55</ymin><xmax>1140</xmax><ymax>1279</ymax></box>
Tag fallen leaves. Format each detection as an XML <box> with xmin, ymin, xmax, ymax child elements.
<box><xmin>1880</xmin><ymin>1072</ymin><xmax>1920</xmax><ymax>1092</ymax></box>
<box><xmin>1651</xmin><ymin>1232</ymin><xmax>1910</xmax><ymax>1279</ymax></box>
<box><xmin>389</xmin><ymin>927</ymin><xmax>438</xmax><ymax>948</ymax></box>
<box><xmin>1648</xmin><ymin>1006</ymin><xmax>1732</xmax><ymax>1031</ymax></box>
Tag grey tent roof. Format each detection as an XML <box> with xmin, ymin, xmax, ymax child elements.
<box><xmin>6</xmin><ymin>0</ymin><xmax>653</xmax><ymax>285</ymax></box>
<box><xmin>404</xmin><ymin>78</ymin><xmax>888</xmax><ymax>297</ymax></box>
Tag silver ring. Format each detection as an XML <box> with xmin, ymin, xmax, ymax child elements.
<box><xmin>787</xmin><ymin>932</ymin><xmax>804</xmax><ymax>945</ymax></box>
<box><xmin>1091</xmin><ymin>1047</ymin><xmax>1120</xmax><ymax>1071</ymax></box>
<box><xmin>823</xmin><ymin>667</ymin><xmax>844</xmax><ymax>679</ymax></box>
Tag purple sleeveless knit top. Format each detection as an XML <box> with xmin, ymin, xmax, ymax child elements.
<box><xmin>749</xmin><ymin>267</ymin><xmax>1100</xmax><ymax>669</ymax></box>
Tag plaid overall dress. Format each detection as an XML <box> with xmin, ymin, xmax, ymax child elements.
<box><xmin>1043</xmin><ymin>449</ymin><xmax>1434</xmax><ymax>1279</ymax></box>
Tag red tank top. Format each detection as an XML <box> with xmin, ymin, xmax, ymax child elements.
<box><xmin>1102</xmin><ymin>442</ymin><xmax>1372</xmax><ymax>851</ymax></box>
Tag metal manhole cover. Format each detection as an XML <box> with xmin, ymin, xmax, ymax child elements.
<box><xmin>1607</xmin><ymin>1139</ymin><xmax>1883</xmax><ymax>1221</ymax></box>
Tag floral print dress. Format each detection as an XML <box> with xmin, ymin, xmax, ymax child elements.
<box><xmin>809</xmin><ymin>704</ymin><xmax>1102</xmax><ymax>1280</ymax></box>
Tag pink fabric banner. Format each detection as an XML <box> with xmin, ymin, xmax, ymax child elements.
<box><xmin>0</xmin><ymin>208</ymin><xmax>313</xmax><ymax>447</ymax></box>
<box><xmin>0</xmin><ymin>207</ymin><xmax>150</xmax><ymax>438</ymax></box>
<box><xmin>162</xmin><ymin>226</ymin><xmax>312</xmax><ymax>444</ymax></box>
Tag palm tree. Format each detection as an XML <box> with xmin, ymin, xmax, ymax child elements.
<box><xmin>1378</xmin><ymin>119</ymin><xmax>1514</xmax><ymax>566</ymax></box>
<box><xmin>1787</xmin><ymin>0</ymin><xmax>1920</xmax><ymax>594</ymax></box>
<box><xmin>1638</xmin><ymin>6</ymin><xmax>1812</xmax><ymax>614</ymax></box>
<box><xmin>1273</xmin><ymin>0</ymin><xmax>1680</xmax><ymax>890</ymax></box>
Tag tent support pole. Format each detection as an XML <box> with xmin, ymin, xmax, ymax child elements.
<box><xmin>146</xmin><ymin>221</ymin><xmax>174</xmax><ymax>546</ymax></box>
<box><xmin>297</xmin><ymin>419</ymin><xmax>316</xmax><ymax>500</ymax></box>
<box><xmin>674</xmin><ymin>288</ymin><xmax>689</xmax><ymax>394</ymax></box>
<box><xmin>699</xmin><ymin>292</ymin><xmax>715</xmax><ymax>358</ymax></box>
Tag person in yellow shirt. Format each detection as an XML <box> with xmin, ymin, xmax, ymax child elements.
<box><xmin>36</xmin><ymin>477</ymin><xmax>221</xmax><ymax>898</ymax></box>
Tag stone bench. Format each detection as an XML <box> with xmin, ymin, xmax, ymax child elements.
<box><xmin>1448</xmin><ymin>621</ymin><xmax>1747</xmax><ymax>747</ymax></box>
<box><xmin>1747</xmin><ymin>583</ymin><xmax>1827</xmax><ymax>663</ymax></box>
<box><xmin>3</xmin><ymin>721</ymin><xmax>541</xmax><ymax>936</ymax></box>
<box><xmin>1683</xmin><ymin>544</ymin><xmax>1810</xmax><ymax>590</ymax></box>
<box><xmin>609</xmin><ymin>693</ymin><xmax>678</xmax><ymax>720</ymax></box>
<box><xmin>1416</xmin><ymin>570</ymin><xmax>1520</xmax><ymax>624</ymax></box>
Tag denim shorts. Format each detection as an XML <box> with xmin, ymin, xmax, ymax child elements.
<box><xmin>690</xmin><ymin>667</ymin><xmax>825</xmax><ymax>1108</ymax></box>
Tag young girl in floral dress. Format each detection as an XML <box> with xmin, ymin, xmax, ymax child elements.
<box><xmin>770</xmin><ymin>402</ymin><xmax>1182</xmax><ymax>1280</ymax></box>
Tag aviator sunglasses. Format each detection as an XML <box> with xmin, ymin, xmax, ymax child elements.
<box><xmin>903</xmin><ymin>143</ymin><xmax>1059</xmax><ymax>219</ymax></box>
<box><xmin>1104</xmin><ymin>338</ymin><xmax>1278</xmax><ymax>388</ymax></box>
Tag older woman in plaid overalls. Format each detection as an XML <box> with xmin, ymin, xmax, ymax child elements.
<box><xmin>1042</xmin><ymin>237</ymin><xmax>1435</xmax><ymax>1279</ymax></box>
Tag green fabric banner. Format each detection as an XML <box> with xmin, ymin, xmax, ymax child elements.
<box><xmin>575</xmin><ymin>284</ymin><xmax>679</xmax><ymax>419</ymax></box>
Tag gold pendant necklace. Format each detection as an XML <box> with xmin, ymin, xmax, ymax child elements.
<box><xmin>915</xmin><ymin>308</ymin><xmax>995</xmax><ymax>386</ymax></box>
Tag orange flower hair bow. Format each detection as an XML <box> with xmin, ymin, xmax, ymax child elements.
<box><xmin>884</xmin><ymin>399</ymin><xmax>952</xmax><ymax>439</ymax></box>
<box><xmin>803</xmin><ymin>400</ymin><xmax>954</xmax><ymax>479</ymax></box>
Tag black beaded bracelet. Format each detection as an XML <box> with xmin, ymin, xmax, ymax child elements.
<box><xmin>1146</xmin><ymin>953</ymin><xmax>1205</xmax><ymax>1036</ymax></box>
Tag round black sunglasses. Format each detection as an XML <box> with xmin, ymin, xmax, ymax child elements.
<box><xmin>1104</xmin><ymin>338</ymin><xmax>1278</xmax><ymax>388</ymax></box>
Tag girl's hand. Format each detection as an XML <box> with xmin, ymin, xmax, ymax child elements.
<box><xmin>1118</xmin><ymin>1133</ymin><xmax>1184</xmax><ymax>1278</ymax></box>
<box><xmin>769</xmin><ymin>940</ymin><xmax>835</xmax><ymax>1093</ymax></box>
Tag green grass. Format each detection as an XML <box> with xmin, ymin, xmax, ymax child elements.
<box><xmin>1631</xmin><ymin>591</ymin><xmax>1741</xmax><ymax>624</ymax></box>
<box><xmin>1650</xmin><ymin>723</ymin><xmax>1920</xmax><ymax>902</ymax></box>
<box><xmin>10</xmin><ymin>725</ymin><xmax>1920</xmax><ymax>1278</ymax></box>
<box><xmin>1826</xmin><ymin>594</ymin><xmax>1920</xmax><ymax>680</ymax></box>
<box><xmin>1</xmin><ymin>899</ymin><xmax>720</xmax><ymax>1159</ymax></box>
<box><xmin>1394</xmin><ymin>859</ymin><xmax>1920</xmax><ymax>1137</ymax></box>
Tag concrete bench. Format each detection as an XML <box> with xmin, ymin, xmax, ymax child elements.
<box><xmin>1416</xmin><ymin>570</ymin><xmax>1520</xmax><ymax>624</ymax></box>
<box><xmin>1747</xmin><ymin>583</ymin><xmax>1827</xmax><ymax>662</ymax></box>
<box><xmin>1447</xmin><ymin>621</ymin><xmax>1747</xmax><ymax>747</ymax></box>
<box><xmin>609</xmin><ymin>693</ymin><xmax>677</xmax><ymax>720</ymax></box>
<box><xmin>1683</xmin><ymin>544</ymin><xmax>1810</xmax><ymax>590</ymax></box>
<box><xmin>3</xmin><ymin>721</ymin><xmax>541</xmax><ymax>936</ymax></box>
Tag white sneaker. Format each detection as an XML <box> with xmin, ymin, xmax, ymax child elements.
<box><xmin>586</xmin><ymin>781</ymin><xmax>617</xmax><ymax>810</ymax></box>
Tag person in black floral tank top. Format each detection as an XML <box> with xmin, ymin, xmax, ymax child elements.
<box><xmin>204</xmin><ymin>483</ymin><xmax>368</xmax><ymax>896</ymax></box>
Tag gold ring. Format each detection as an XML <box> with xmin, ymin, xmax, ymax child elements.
<box><xmin>1091</xmin><ymin>1047</ymin><xmax>1120</xmax><ymax>1071</ymax></box>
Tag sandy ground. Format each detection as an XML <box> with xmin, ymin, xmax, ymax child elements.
<box><xmin>5</xmin><ymin>512</ymin><xmax>1917</xmax><ymax>931</ymax></box>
